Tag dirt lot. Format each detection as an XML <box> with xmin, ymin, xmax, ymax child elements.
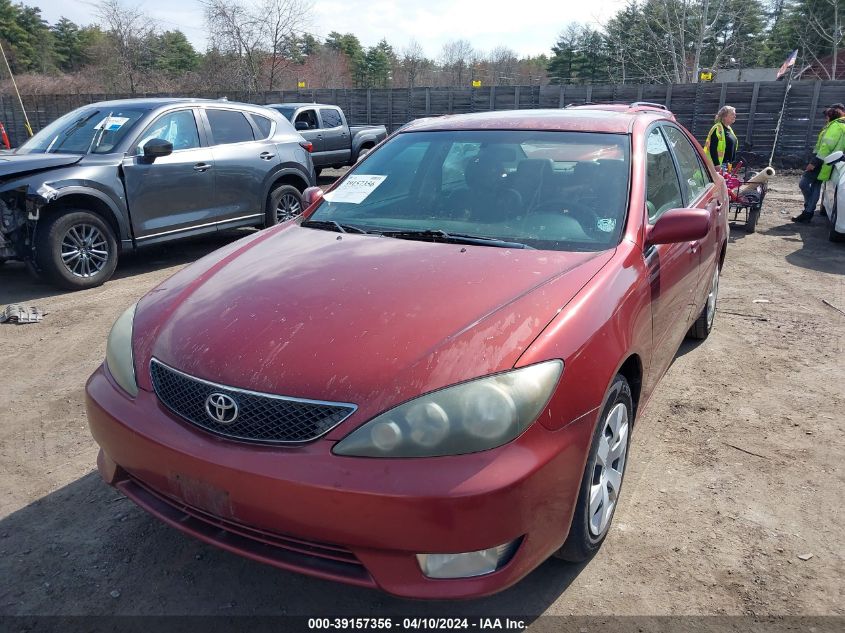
<box><xmin>0</xmin><ymin>172</ymin><xmax>842</xmax><ymax>619</ymax></box>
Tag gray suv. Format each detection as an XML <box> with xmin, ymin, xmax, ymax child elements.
<box><xmin>0</xmin><ymin>98</ymin><xmax>315</xmax><ymax>289</ymax></box>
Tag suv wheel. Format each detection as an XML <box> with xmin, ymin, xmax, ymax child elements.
<box><xmin>265</xmin><ymin>184</ymin><xmax>303</xmax><ymax>226</ymax></box>
<box><xmin>36</xmin><ymin>210</ymin><xmax>118</xmax><ymax>290</ymax></box>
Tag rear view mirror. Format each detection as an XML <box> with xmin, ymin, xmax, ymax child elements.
<box><xmin>141</xmin><ymin>138</ymin><xmax>173</xmax><ymax>162</ymax></box>
<box><xmin>824</xmin><ymin>150</ymin><xmax>844</xmax><ymax>164</ymax></box>
<box><xmin>295</xmin><ymin>121</ymin><xmax>309</xmax><ymax>131</ymax></box>
<box><xmin>646</xmin><ymin>208</ymin><xmax>711</xmax><ymax>247</ymax></box>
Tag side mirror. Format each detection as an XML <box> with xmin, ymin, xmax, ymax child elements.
<box><xmin>141</xmin><ymin>138</ymin><xmax>173</xmax><ymax>162</ymax></box>
<box><xmin>295</xmin><ymin>121</ymin><xmax>309</xmax><ymax>131</ymax></box>
<box><xmin>646</xmin><ymin>208</ymin><xmax>711</xmax><ymax>247</ymax></box>
<box><xmin>302</xmin><ymin>186</ymin><xmax>324</xmax><ymax>208</ymax></box>
<box><xmin>824</xmin><ymin>150</ymin><xmax>843</xmax><ymax>164</ymax></box>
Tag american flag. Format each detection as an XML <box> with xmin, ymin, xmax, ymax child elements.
<box><xmin>776</xmin><ymin>50</ymin><xmax>798</xmax><ymax>79</ymax></box>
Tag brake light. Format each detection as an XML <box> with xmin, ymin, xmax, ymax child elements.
<box><xmin>299</xmin><ymin>141</ymin><xmax>313</xmax><ymax>153</ymax></box>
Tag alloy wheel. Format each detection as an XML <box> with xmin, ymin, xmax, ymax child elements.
<box><xmin>276</xmin><ymin>193</ymin><xmax>302</xmax><ymax>222</ymax></box>
<box><xmin>589</xmin><ymin>402</ymin><xmax>629</xmax><ymax>537</ymax></box>
<box><xmin>60</xmin><ymin>223</ymin><xmax>110</xmax><ymax>278</ymax></box>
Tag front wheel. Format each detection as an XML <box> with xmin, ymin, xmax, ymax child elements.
<box><xmin>688</xmin><ymin>263</ymin><xmax>720</xmax><ymax>340</ymax></box>
<box><xmin>265</xmin><ymin>184</ymin><xmax>304</xmax><ymax>226</ymax></box>
<box><xmin>35</xmin><ymin>210</ymin><xmax>118</xmax><ymax>290</ymax></box>
<box><xmin>555</xmin><ymin>374</ymin><xmax>632</xmax><ymax>562</ymax></box>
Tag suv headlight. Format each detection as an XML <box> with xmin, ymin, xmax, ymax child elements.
<box><xmin>105</xmin><ymin>303</ymin><xmax>138</xmax><ymax>397</ymax></box>
<box><xmin>333</xmin><ymin>360</ymin><xmax>562</xmax><ymax>458</ymax></box>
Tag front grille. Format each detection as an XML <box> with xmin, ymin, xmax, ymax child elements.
<box><xmin>150</xmin><ymin>358</ymin><xmax>356</xmax><ymax>444</ymax></box>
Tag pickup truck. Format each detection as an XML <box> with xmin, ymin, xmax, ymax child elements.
<box><xmin>0</xmin><ymin>98</ymin><xmax>315</xmax><ymax>289</ymax></box>
<box><xmin>265</xmin><ymin>103</ymin><xmax>387</xmax><ymax>175</ymax></box>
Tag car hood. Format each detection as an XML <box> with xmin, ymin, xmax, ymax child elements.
<box><xmin>0</xmin><ymin>153</ymin><xmax>83</xmax><ymax>180</ymax></box>
<box><xmin>133</xmin><ymin>226</ymin><xmax>613</xmax><ymax>431</ymax></box>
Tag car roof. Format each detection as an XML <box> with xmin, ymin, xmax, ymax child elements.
<box><xmin>400</xmin><ymin>106</ymin><xmax>674</xmax><ymax>134</ymax></box>
<box><xmin>83</xmin><ymin>97</ymin><xmax>270</xmax><ymax>111</ymax></box>
<box><xmin>265</xmin><ymin>103</ymin><xmax>331</xmax><ymax>108</ymax></box>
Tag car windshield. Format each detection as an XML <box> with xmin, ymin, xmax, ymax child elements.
<box><xmin>309</xmin><ymin>130</ymin><xmax>630</xmax><ymax>252</ymax></box>
<box><xmin>271</xmin><ymin>106</ymin><xmax>296</xmax><ymax>121</ymax></box>
<box><xmin>16</xmin><ymin>108</ymin><xmax>147</xmax><ymax>155</ymax></box>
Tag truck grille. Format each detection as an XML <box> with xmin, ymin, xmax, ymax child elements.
<box><xmin>150</xmin><ymin>358</ymin><xmax>356</xmax><ymax>444</ymax></box>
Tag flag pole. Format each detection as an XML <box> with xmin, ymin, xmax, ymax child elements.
<box><xmin>769</xmin><ymin>62</ymin><xmax>795</xmax><ymax>167</ymax></box>
<box><xmin>0</xmin><ymin>39</ymin><xmax>33</xmax><ymax>138</ymax></box>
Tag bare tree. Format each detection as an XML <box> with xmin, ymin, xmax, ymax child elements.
<box><xmin>804</xmin><ymin>0</ymin><xmax>843</xmax><ymax>79</ymax></box>
<box><xmin>95</xmin><ymin>0</ymin><xmax>155</xmax><ymax>94</ymax></box>
<box><xmin>261</xmin><ymin>0</ymin><xmax>311</xmax><ymax>92</ymax></box>
<box><xmin>204</xmin><ymin>0</ymin><xmax>264</xmax><ymax>93</ymax></box>
<box><xmin>439</xmin><ymin>39</ymin><xmax>476</xmax><ymax>86</ymax></box>
<box><xmin>400</xmin><ymin>39</ymin><xmax>425</xmax><ymax>88</ymax></box>
<box><xmin>488</xmin><ymin>46</ymin><xmax>518</xmax><ymax>85</ymax></box>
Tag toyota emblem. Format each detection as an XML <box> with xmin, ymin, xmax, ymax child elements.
<box><xmin>205</xmin><ymin>392</ymin><xmax>239</xmax><ymax>425</ymax></box>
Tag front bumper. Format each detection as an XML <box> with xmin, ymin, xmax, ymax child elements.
<box><xmin>86</xmin><ymin>365</ymin><xmax>594</xmax><ymax>599</ymax></box>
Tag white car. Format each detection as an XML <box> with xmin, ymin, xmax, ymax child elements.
<box><xmin>821</xmin><ymin>150</ymin><xmax>845</xmax><ymax>242</ymax></box>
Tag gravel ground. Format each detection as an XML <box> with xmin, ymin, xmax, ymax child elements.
<box><xmin>0</xmin><ymin>172</ymin><xmax>842</xmax><ymax>619</ymax></box>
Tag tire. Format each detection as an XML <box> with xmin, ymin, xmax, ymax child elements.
<box><xmin>688</xmin><ymin>262</ymin><xmax>720</xmax><ymax>340</ymax></box>
<box><xmin>829</xmin><ymin>205</ymin><xmax>845</xmax><ymax>243</ymax></box>
<box><xmin>265</xmin><ymin>184</ymin><xmax>304</xmax><ymax>226</ymax></box>
<box><xmin>35</xmin><ymin>210</ymin><xmax>118</xmax><ymax>290</ymax></box>
<box><xmin>555</xmin><ymin>374</ymin><xmax>633</xmax><ymax>563</ymax></box>
<box><xmin>746</xmin><ymin>206</ymin><xmax>759</xmax><ymax>233</ymax></box>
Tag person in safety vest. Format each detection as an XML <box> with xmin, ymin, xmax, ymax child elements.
<box><xmin>793</xmin><ymin>103</ymin><xmax>845</xmax><ymax>223</ymax></box>
<box><xmin>703</xmin><ymin>106</ymin><xmax>738</xmax><ymax>168</ymax></box>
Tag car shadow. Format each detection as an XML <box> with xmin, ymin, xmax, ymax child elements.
<box><xmin>760</xmin><ymin>219</ymin><xmax>845</xmax><ymax>275</ymax></box>
<box><xmin>0</xmin><ymin>231</ymin><xmax>254</xmax><ymax>305</ymax></box>
<box><xmin>0</xmin><ymin>473</ymin><xmax>586</xmax><ymax>617</ymax></box>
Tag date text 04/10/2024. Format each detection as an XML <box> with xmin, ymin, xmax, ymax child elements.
<box><xmin>306</xmin><ymin>618</ymin><xmax>527</xmax><ymax>631</ymax></box>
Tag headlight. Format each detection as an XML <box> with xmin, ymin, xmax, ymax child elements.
<box><xmin>333</xmin><ymin>360</ymin><xmax>562</xmax><ymax>458</ymax></box>
<box><xmin>105</xmin><ymin>303</ymin><xmax>138</xmax><ymax>397</ymax></box>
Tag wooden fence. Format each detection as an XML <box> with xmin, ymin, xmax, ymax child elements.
<box><xmin>2</xmin><ymin>80</ymin><xmax>845</xmax><ymax>165</ymax></box>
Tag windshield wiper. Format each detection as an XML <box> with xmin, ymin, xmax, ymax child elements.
<box><xmin>300</xmin><ymin>219</ymin><xmax>368</xmax><ymax>234</ymax></box>
<box><xmin>379</xmin><ymin>229</ymin><xmax>533</xmax><ymax>249</ymax></box>
<box><xmin>47</xmin><ymin>111</ymin><xmax>100</xmax><ymax>153</ymax></box>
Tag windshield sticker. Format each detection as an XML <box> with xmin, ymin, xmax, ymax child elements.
<box><xmin>323</xmin><ymin>175</ymin><xmax>387</xmax><ymax>204</ymax></box>
<box><xmin>597</xmin><ymin>218</ymin><xmax>616</xmax><ymax>233</ymax></box>
<box><xmin>94</xmin><ymin>116</ymin><xmax>130</xmax><ymax>132</ymax></box>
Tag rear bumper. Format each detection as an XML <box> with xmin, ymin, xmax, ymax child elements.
<box><xmin>86</xmin><ymin>365</ymin><xmax>594</xmax><ymax>599</ymax></box>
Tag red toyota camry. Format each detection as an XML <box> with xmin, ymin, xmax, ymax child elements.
<box><xmin>86</xmin><ymin>105</ymin><xmax>728</xmax><ymax>599</ymax></box>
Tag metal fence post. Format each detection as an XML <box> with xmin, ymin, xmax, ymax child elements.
<box><xmin>719</xmin><ymin>82</ymin><xmax>727</xmax><ymax>110</ymax></box>
<box><xmin>665</xmin><ymin>84</ymin><xmax>673</xmax><ymax>110</ymax></box>
<box><xmin>514</xmin><ymin>86</ymin><xmax>520</xmax><ymax>109</ymax></box>
<box><xmin>425</xmin><ymin>87</ymin><xmax>431</xmax><ymax>115</ymax></box>
<box><xmin>366</xmin><ymin>88</ymin><xmax>372</xmax><ymax>125</ymax></box>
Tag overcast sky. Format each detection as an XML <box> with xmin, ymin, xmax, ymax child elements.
<box><xmin>33</xmin><ymin>0</ymin><xmax>627</xmax><ymax>58</ymax></box>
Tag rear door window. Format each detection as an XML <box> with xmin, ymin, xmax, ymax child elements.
<box><xmin>319</xmin><ymin>108</ymin><xmax>343</xmax><ymax>129</ymax></box>
<box><xmin>646</xmin><ymin>127</ymin><xmax>684</xmax><ymax>223</ymax></box>
<box><xmin>206</xmin><ymin>109</ymin><xmax>255</xmax><ymax>145</ymax></box>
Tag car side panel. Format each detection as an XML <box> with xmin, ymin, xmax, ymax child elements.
<box><xmin>516</xmin><ymin>243</ymin><xmax>654</xmax><ymax>431</ymax></box>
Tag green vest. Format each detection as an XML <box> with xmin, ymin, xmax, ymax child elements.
<box><xmin>703</xmin><ymin>122</ymin><xmax>734</xmax><ymax>166</ymax></box>
<box><xmin>814</xmin><ymin>117</ymin><xmax>845</xmax><ymax>181</ymax></box>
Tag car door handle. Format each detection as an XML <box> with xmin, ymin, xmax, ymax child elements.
<box><xmin>259</xmin><ymin>152</ymin><xmax>276</xmax><ymax>160</ymax></box>
<box><xmin>193</xmin><ymin>163</ymin><xmax>211</xmax><ymax>172</ymax></box>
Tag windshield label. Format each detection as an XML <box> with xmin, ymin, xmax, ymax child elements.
<box><xmin>323</xmin><ymin>175</ymin><xmax>387</xmax><ymax>204</ymax></box>
<box><xmin>597</xmin><ymin>218</ymin><xmax>616</xmax><ymax>233</ymax></box>
<box><xmin>94</xmin><ymin>116</ymin><xmax>130</xmax><ymax>131</ymax></box>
